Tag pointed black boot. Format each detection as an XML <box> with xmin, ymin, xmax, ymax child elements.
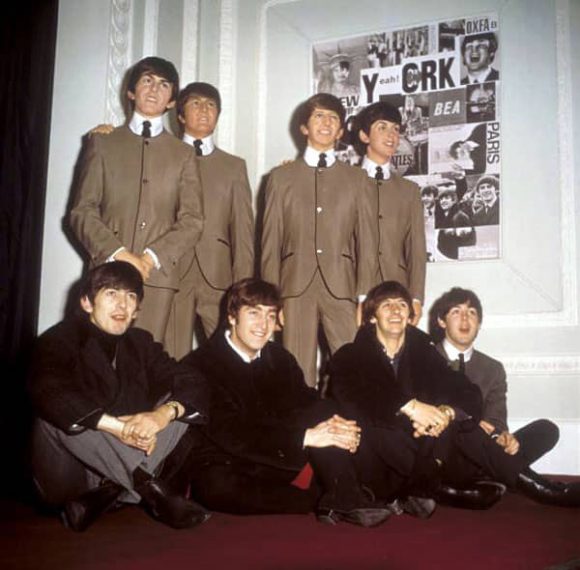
<box><xmin>61</xmin><ymin>480</ymin><xmax>124</xmax><ymax>532</ymax></box>
<box><xmin>434</xmin><ymin>481</ymin><xmax>505</xmax><ymax>510</ymax></box>
<box><xmin>517</xmin><ymin>469</ymin><xmax>580</xmax><ymax>507</ymax></box>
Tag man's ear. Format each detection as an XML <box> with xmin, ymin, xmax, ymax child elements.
<box><xmin>166</xmin><ymin>100</ymin><xmax>176</xmax><ymax>110</ymax></box>
<box><xmin>437</xmin><ymin>317</ymin><xmax>447</xmax><ymax>329</ymax></box>
<box><xmin>299</xmin><ymin>124</ymin><xmax>309</xmax><ymax>137</ymax></box>
<box><xmin>177</xmin><ymin>113</ymin><xmax>185</xmax><ymax>125</ymax></box>
<box><xmin>228</xmin><ymin>315</ymin><xmax>236</xmax><ymax>327</ymax></box>
<box><xmin>370</xmin><ymin>316</ymin><xmax>377</xmax><ymax>324</ymax></box>
<box><xmin>359</xmin><ymin>129</ymin><xmax>370</xmax><ymax>144</ymax></box>
<box><xmin>80</xmin><ymin>296</ymin><xmax>93</xmax><ymax>315</ymax></box>
<box><xmin>335</xmin><ymin>128</ymin><xmax>344</xmax><ymax>142</ymax></box>
<box><xmin>127</xmin><ymin>90</ymin><xmax>136</xmax><ymax>102</ymax></box>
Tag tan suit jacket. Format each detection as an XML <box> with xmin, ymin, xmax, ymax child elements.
<box><xmin>261</xmin><ymin>158</ymin><xmax>377</xmax><ymax>301</ymax></box>
<box><xmin>188</xmin><ymin>147</ymin><xmax>254</xmax><ymax>289</ymax></box>
<box><xmin>70</xmin><ymin>126</ymin><xmax>204</xmax><ymax>290</ymax></box>
<box><xmin>366</xmin><ymin>171</ymin><xmax>426</xmax><ymax>301</ymax></box>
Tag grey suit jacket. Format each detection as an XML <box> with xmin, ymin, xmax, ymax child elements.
<box><xmin>437</xmin><ymin>342</ymin><xmax>508</xmax><ymax>433</ymax></box>
<box><xmin>261</xmin><ymin>158</ymin><xmax>377</xmax><ymax>301</ymax></box>
<box><xmin>70</xmin><ymin>126</ymin><xmax>204</xmax><ymax>290</ymax></box>
<box><xmin>182</xmin><ymin>147</ymin><xmax>254</xmax><ymax>290</ymax></box>
<box><xmin>366</xmin><ymin>171</ymin><xmax>426</xmax><ymax>301</ymax></box>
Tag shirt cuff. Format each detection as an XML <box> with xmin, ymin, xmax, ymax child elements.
<box><xmin>144</xmin><ymin>248</ymin><xmax>161</xmax><ymax>270</ymax></box>
<box><xmin>107</xmin><ymin>246</ymin><xmax>126</xmax><ymax>262</ymax></box>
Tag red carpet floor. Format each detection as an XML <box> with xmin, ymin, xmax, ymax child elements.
<box><xmin>1</xmin><ymin>489</ymin><xmax>579</xmax><ymax>570</ymax></box>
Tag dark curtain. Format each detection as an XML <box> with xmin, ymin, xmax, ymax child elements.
<box><xmin>0</xmin><ymin>0</ymin><xmax>58</xmax><ymax>493</ymax></box>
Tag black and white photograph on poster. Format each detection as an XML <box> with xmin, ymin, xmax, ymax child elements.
<box><xmin>312</xmin><ymin>12</ymin><xmax>501</xmax><ymax>262</ymax></box>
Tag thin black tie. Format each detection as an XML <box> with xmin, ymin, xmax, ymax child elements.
<box><xmin>317</xmin><ymin>153</ymin><xmax>327</xmax><ymax>168</ymax></box>
<box><xmin>375</xmin><ymin>166</ymin><xmax>384</xmax><ymax>181</ymax></box>
<box><xmin>141</xmin><ymin>120</ymin><xmax>151</xmax><ymax>138</ymax></box>
<box><xmin>458</xmin><ymin>353</ymin><xmax>465</xmax><ymax>374</ymax></box>
<box><xmin>193</xmin><ymin>139</ymin><xmax>203</xmax><ymax>157</ymax></box>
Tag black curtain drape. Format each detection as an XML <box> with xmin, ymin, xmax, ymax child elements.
<box><xmin>0</xmin><ymin>0</ymin><xmax>58</xmax><ymax>493</ymax></box>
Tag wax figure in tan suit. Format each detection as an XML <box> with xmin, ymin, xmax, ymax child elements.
<box><xmin>167</xmin><ymin>82</ymin><xmax>254</xmax><ymax>359</ymax></box>
<box><xmin>261</xmin><ymin>93</ymin><xmax>376</xmax><ymax>387</ymax></box>
<box><xmin>70</xmin><ymin>57</ymin><xmax>204</xmax><ymax>356</ymax></box>
<box><xmin>430</xmin><ymin>287</ymin><xmax>580</xmax><ymax>508</ymax></box>
<box><xmin>355</xmin><ymin>102</ymin><xmax>426</xmax><ymax>324</ymax></box>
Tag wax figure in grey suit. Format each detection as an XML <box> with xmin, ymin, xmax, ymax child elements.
<box><xmin>181</xmin><ymin>278</ymin><xmax>391</xmax><ymax>527</ymax></box>
<box><xmin>355</xmin><ymin>102</ymin><xmax>426</xmax><ymax>323</ymax></box>
<box><xmin>261</xmin><ymin>93</ymin><xmax>377</xmax><ymax>387</ymax></box>
<box><xmin>70</xmin><ymin>57</ymin><xmax>204</xmax><ymax>357</ymax></box>
<box><xmin>167</xmin><ymin>82</ymin><xmax>254</xmax><ymax>359</ymax></box>
<box><xmin>28</xmin><ymin>262</ymin><xmax>210</xmax><ymax>531</ymax></box>
<box><xmin>430</xmin><ymin>286</ymin><xmax>580</xmax><ymax>507</ymax></box>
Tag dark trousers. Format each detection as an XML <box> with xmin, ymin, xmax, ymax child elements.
<box><xmin>514</xmin><ymin>419</ymin><xmax>559</xmax><ymax>467</ymax></box>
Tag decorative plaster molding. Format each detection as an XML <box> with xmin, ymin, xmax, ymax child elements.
<box><xmin>180</xmin><ymin>0</ymin><xmax>199</xmax><ymax>85</ymax></box>
<box><xmin>503</xmin><ymin>354</ymin><xmax>580</xmax><ymax>376</ymax></box>
<box><xmin>218</xmin><ymin>0</ymin><xmax>237</xmax><ymax>152</ymax></box>
<box><xmin>142</xmin><ymin>0</ymin><xmax>159</xmax><ymax>57</ymax></box>
<box><xmin>105</xmin><ymin>0</ymin><xmax>133</xmax><ymax>125</ymax></box>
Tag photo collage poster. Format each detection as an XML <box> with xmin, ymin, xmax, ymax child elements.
<box><xmin>313</xmin><ymin>14</ymin><xmax>501</xmax><ymax>262</ymax></box>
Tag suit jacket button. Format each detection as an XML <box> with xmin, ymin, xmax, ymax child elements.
<box><xmin>316</xmin><ymin>249</ymin><xmax>322</xmax><ymax>254</ymax></box>
<box><xmin>140</xmin><ymin>221</ymin><xmax>147</xmax><ymax>229</ymax></box>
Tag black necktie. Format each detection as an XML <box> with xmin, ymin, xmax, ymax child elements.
<box><xmin>141</xmin><ymin>120</ymin><xmax>151</xmax><ymax>138</ymax></box>
<box><xmin>317</xmin><ymin>153</ymin><xmax>327</xmax><ymax>168</ymax></box>
<box><xmin>193</xmin><ymin>139</ymin><xmax>203</xmax><ymax>157</ymax></box>
<box><xmin>375</xmin><ymin>166</ymin><xmax>384</xmax><ymax>180</ymax></box>
<box><xmin>450</xmin><ymin>353</ymin><xmax>466</xmax><ymax>374</ymax></box>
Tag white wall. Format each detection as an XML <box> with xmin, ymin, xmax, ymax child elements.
<box><xmin>41</xmin><ymin>0</ymin><xmax>580</xmax><ymax>473</ymax></box>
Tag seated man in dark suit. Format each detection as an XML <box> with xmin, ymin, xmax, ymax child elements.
<box><xmin>430</xmin><ymin>286</ymin><xmax>580</xmax><ymax>507</ymax></box>
<box><xmin>328</xmin><ymin>281</ymin><xmax>542</xmax><ymax>511</ymax></box>
<box><xmin>28</xmin><ymin>261</ymin><xmax>210</xmax><ymax>531</ymax></box>
<box><xmin>181</xmin><ymin>278</ymin><xmax>391</xmax><ymax>527</ymax></box>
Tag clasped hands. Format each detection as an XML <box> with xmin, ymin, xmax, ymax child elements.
<box><xmin>303</xmin><ymin>414</ymin><xmax>361</xmax><ymax>453</ymax></box>
<box><xmin>402</xmin><ymin>399</ymin><xmax>453</xmax><ymax>438</ymax></box>
<box><xmin>115</xmin><ymin>249</ymin><xmax>155</xmax><ymax>281</ymax></box>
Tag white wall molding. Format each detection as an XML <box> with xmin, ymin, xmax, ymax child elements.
<box><xmin>142</xmin><ymin>0</ymin><xmax>160</xmax><ymax>57</ymax></box>
<box><xmin>180</xmin><ymin>0</ymin><xmax>199</xmax><ymax>85</ymax></box>
<box><xmin>503</xmin><ymin>354</ymin><xmax>580</xmax><ymax>376</ymax></box>
<box><xmin>217</xmin><ymin>0</ymin><xmax>237</xmax><ymax>152</ymax></box>
<box><xmin>105</xmin><ymin>0</ymin><xmax>133</xmax><ymax>125</ymax></box>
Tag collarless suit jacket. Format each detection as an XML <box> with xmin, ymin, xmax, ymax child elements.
<box><xmin>365</xmin><ymin>171</ymin><xmax>426</xmax><ymax>301</ymax></box>
<box><xmin>184</xmin><ymin>147</ymin><xmax>254</xmax><ymax>290</ymax></box>
<box><xmin>261</xmin><ymin>158</ymin><xmax>377</xmax><ymax>300</ymax></box>
<box><xmin>70</xmin><ymin>126</ymin><xmax>204</xmax><ymax>290</ymax></box>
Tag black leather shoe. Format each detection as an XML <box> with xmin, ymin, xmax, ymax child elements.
<box><xmin>316</xmin><ymin>506</ymin><xmax>391</xmax><ymax>528</ymax></box>
<box><xmin>137</xmin><ymin>478</ymin><xmax>211</xmax><ymax>529</ymax></box>
<box><xmin>398</xmin><ymin>496</ymin><xmax>437</xmax><ymax>519</ymax></box>
<box><xmin>434</xmin><ymin>481</ymin><xmax>505</xmax><ymax>510</ymax></box>
<box><xmin>517</xmin><ymin>469</ymin><xmax>580</xmax><ymax>507</ymax></box>
<box><xmin>61</xmin><ymin>480</ymin><xmax>124</xmax><ymax>532</ymax></box>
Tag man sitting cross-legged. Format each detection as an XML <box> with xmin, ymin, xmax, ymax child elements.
<box><xmin>180</xmin><ymin>278</ymin><xmax>391</xmax><ymax>527</ymax></box>
<box><xmin>28</xmin><ymin>261</ymin><xmax>210</xmax><ymax>531</ymax></box>
<box><xmin>430</xmin><ymin>286</ymin><xmax>580</xmax><ymax>507</ymax></box>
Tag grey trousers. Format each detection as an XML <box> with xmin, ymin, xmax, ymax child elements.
<box><xmin>31</xmin><ymin>418</ymin><xmax>187</xmax><ymax>506</ymax></box>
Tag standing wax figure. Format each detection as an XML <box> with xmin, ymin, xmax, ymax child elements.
<box><xmin>430</xmin><ymin>287</ymin><xmax>580</xmax><ymax>507</ymax></box>
<box><xmin>180</xmin><ymin>278</ymin><xmax>392</xmax><ymax>527</ymax></box>
<box><xmin>70</xmin><ymin>57</ymin><xmax>204</xmax><ymax>357</ymax></box>
<box><xmin>327</xmin><ymin>281</ymin><xmax>544</xmax><ymax>511</ymax></box>
<box><xmin>28</xmin><ymin>262</ymin><xmax>210</xmax><ymax>531</ymax></box>
<box><xmin>166</xmin><ymin>82</ymin><xmax>254</xmax><ymax>359</ymax></box>
<box><xmin>355</xmin><ymin>102</ymin><xmax>426</xmax><ymax>324</ymax></box>
<box><xmin>261</xmin><ymin>93</ymin><xmax>377</xmax><ymax>388</ymax></box>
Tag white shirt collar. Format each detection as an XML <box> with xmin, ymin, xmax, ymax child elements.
<box><xmin>225</xmin><ymin>330</ymin><xmax>261</xmax><ymax>363</ymax></box>
<box><xmin>361</xmin><ymin>155</ymin><xmax>392</xmax><ymax>180</ymax></box>
<box><xmin>183</xmin><ymin>133</ymin><xmax>215</xmax><ymax>156</ymax></box>
<box><xmin>128</xmin><ymin>111</ymin><xmax>164</xmax><ymax>137</ymax></box>
<box><xmin>304</xmin><ymin>145</ymin><xmax>337</xmax><ymax>168</ymax></box>
<box><xmin>465</xmin><ymin>67</ymin><xmax>494</xmax><ymax>84</ymax></box>
<box><xmin>442</xmin><ymin>338</ymin><xmax>474</xmax><ymax>363</ymax></box>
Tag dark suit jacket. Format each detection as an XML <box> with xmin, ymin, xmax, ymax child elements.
<box><xmin>70</xmin><ymin>126</ymin><xmax>204</xmax><ymax>290</ymax></box>
<box><xmin>184</xmin><ymin>147</ymin><xmax>254</xmax><ymax>290</ymax></box>
<box><xmin>261</xmin><ymin>158</ymin><xmax>377</xmax><ymax>300</ymax></box>
<box><xmin>437</xmin><ymin>343</ymin><xmax>508</xmax><ymax>433</ymax></box>
<box><xmin>366</xmin><ymin>171</ymin><xmax>426</xmax><ymax>301</ymax></box>
<box><xmin>328</xmin><ymin>325</ymin><xmax>482</xmax><ymax>432</ymax></box>
<box><xmin>181</xmin><ymin>332</ymin><xmax>333</xmax><ymax>471</ymax></box>
<box><xmin>472</xmin><ymin>199</ymin><xmax>499</xmax><ymax>226</ymax></box>
<box><xmin>28</xmin><ymin>317</ymin><xmax>208</xmax><ymax>434</ymax></box>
